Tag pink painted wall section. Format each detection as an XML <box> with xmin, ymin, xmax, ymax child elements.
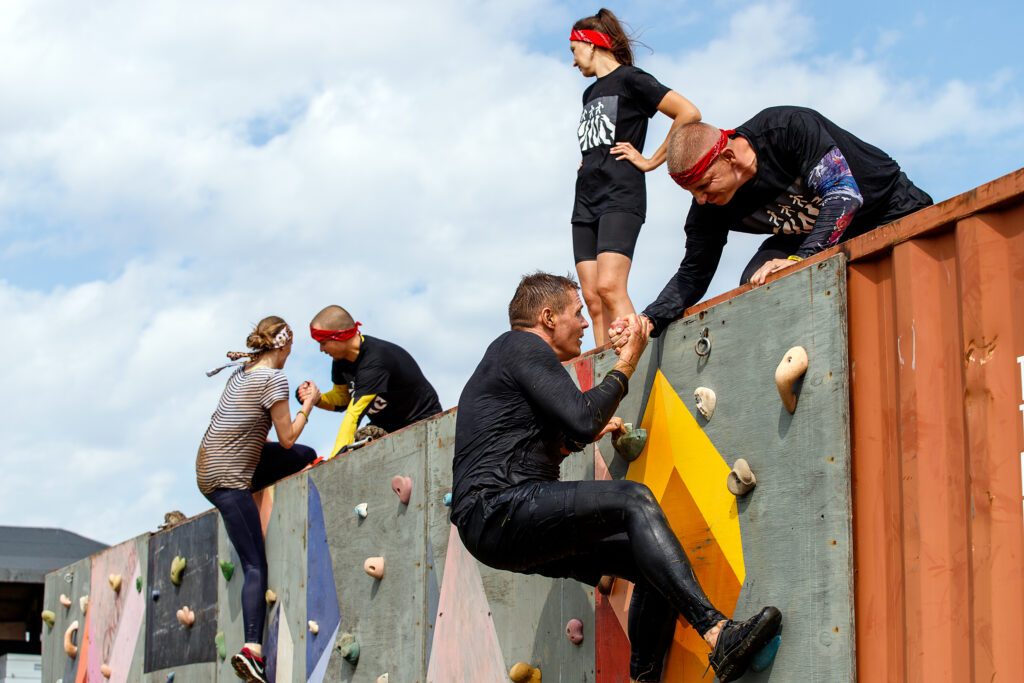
<box><xmin>85</xmin><ymin>539</ymin><xmax>145</xmax><ymax>683</ymax></box>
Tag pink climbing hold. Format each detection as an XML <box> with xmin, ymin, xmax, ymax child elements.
<box><xmin>391</xmin><ymin>475</ymin><xmax>412</xmax><ymax>505</ymax></box>
<box><xmin>565</xmin><ymin>618</ymin><xmax>584</xmax><ymax>644</ymax></box>
<box><xmin>363</xmin><ymin>556</ymin><xmax>385</xmax><ymax>580</ymax></box>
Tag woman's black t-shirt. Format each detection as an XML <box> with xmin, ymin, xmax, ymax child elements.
<box><xmin>572</xmin><ymin>65</ymin><xmax>670</xmax><ymax>224</ymax></box>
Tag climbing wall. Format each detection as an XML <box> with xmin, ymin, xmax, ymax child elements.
<box><xmin>589</xmin><ymin>254</ymin><xmax>854</xmax><ymax>682</ymax></box>
<box><xmin>42</xmin><ymin>257</ymin><xmax>852</xmax><ymax>683</ymax></box>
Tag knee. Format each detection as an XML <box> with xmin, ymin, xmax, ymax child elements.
<box><xmin>580</xmin><ymin>284</ymin><xmax>602</xmax><ymax>312</ymax></box>
<box><xmin>596</xmin><ymin>274</ymin><xmax>625</xmax><ymax>302</ymax></box>
<box><xmin>621</xmin><ymin>481</ymin><xmax>659</xmax><ymax>513</ymax></box>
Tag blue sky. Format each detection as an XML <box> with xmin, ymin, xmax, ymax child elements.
<box><xmin>1</xmin><ymin>0</ymin><xmax>1021</xmax><ymax>544</ymax></box>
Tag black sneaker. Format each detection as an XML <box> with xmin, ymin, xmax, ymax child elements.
<box><xmin>231</xmin><ymin>647</ymin><xmax>268</xmax><ymax>682</ymax></box>
<box><xmin>707</xmin><ymin>606</ymin><xmax>782</xmax><ymax>682</ymax></box>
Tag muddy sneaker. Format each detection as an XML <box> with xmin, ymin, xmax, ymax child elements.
<box><xmin>707</xmin><ymin>606</ymin><xmax>782</xmax><ymax>682</ymax></box>
<box><xmin>231</xmin><ymin>647</ymin><xmax>267</xmax><ymax>682</ymax></box>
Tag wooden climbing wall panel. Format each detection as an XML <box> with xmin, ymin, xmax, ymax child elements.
<box><xmin>41</xmin><ymin>555</ymin><xmax>91</xmax><ymax>683</ymax></box>
<box><xmin>588</xmin><ymin>254</ymin><xmax>854</xmax><ymax>683</ymax></box>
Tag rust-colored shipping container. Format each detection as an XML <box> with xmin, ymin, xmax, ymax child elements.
<box><xmin>686</xmin><ymin>167</ymin><xmax>1024</xmax><ymax>681</ymax></box>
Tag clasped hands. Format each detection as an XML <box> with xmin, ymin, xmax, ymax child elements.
<box><xmin>296</xmin><ymin>380</ymin><xmax>322</xmax><ymax>406</ymax></box>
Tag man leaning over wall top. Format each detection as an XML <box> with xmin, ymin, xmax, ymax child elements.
<box><xmin>305</xmin><ymin>305</ymin><xmax>442</xmax><ymax>458</ymax></box>
<box><xmin>639</xmin><ymin>106</ymin><xmax>932</xmax><ymax>337</ymax></box>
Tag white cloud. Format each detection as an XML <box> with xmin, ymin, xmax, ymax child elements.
<box><xmin>0</xmin><ymin>0</ymin><xmax>1020</xmax><ymax>544</ymax></box>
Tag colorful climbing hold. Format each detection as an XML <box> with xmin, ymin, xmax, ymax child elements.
<box><xmin>727</xmin><ymin>458</ymin><xmax>757</xmax><ymax>496</ymax></box>
<box><xmin>565</xmin><ymin>618</ymin><xmax>583</xmax><ymax>644</ymax></box>
<box><xmin>751</xmin><ymin>634</ymin><xmax>782</xmax><ymax>672</ymax></box>
<box><xmin>170</xmin><ymin>556</ymin><xmax>186</xmax><ymax>586</ymax></box>
<box><xmin>136</xmin><ymin>576</ymin><xmax>143</xmax><ymax>593</ymax></box>
<box><xmin>391</xmin><ymin>475</ymin><xmax>412</xmax><ymax>505</ymax></box>
<box><xmin>442</xmin><ymin>493</ymin><xmax>452</xmax><ymax>506</ymax></box>
<box><xmin>151</xmin><ymin>589</ymin><xmax>160</xmax><ymax>601</ymax></box>
<box><xmin>265</xmin><ymin>589</ymin><xmax>277</xmax><ymax>605</ymax></box>
<box><xmin>175</xmin><ymin>606</ymin><xmax>195</xmax><ymax>628</ymax></box>
<box><xmin>613</xmin><ymin>427</ymin><xmax>647</xmax><ymax>462</ymax></box>
<box><xmin>308</xmin><ymin>620</ymin><xmax>319</xmax><ymax>635</ymax></box>
<box><xmin>354</xmin><ymin>503</ymin><xmax>368</xmax><ymax>518</ymax></box>
<box><xmin>166</xmin><ymin>673</ymin><xmax>175</xmax><ymax>683</ymax></box>
<box><xmin>63</xmin><ymin>620</ymin><xmax>79</xmax><ymax>658</ymax></box>
<box><xmin>220</xmin><ymin>560</ymin><xmax>235</xmax><ymax>582</ymax></box>
<box><xmin>79</xmin><ymin>596</ymin><xmax>89</xmax><ymax>615</ymax></box>
<box><xmin>363</xmin><ymin>556</ymin><xmax>385</xmax><ymax>580</ymax></box>
<box><xmin>215</xmin><ymin>631</ymin><xmax>226</xmax><ymax>661</ymax></box>
<box><xmin>509</xmin><ymin>662</ymin><xmax>542</xmax><ymax>683</ymax></box>
<box><xmin>59</xmin><ymin>593</ymin><xmax>72</xmax><ymax>608</ymax></box>
<box><xmin>337</xmin><ymin>633</ymin><xmax>360</xmax><ymax>665</ymax></box>
<box><xmin>775</xmin><ymin>346</ymin><xmax>808</xmax><ymax>414</ymax></box>
<box><xmin>694</xmin><ymin>386</ymin><xmax>717</xmax><ymax>421</ymax></box>
<box><xmin>108</xmin><ymin>574</ymin><xmax>123</xmax><ymax>593</ymax></box>
<box><xmin>41</xmin><ymin>610</ymin><xmax>55</xmax><ymax>629</ymax></box>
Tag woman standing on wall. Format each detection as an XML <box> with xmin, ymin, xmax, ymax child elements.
<box><xmin>571</xmin><ymin>8</ymin><xmax>701</xmax><ymax>345</ymax></box>
<box><xmin>197</xmin><ymin>316</ymin><xmax>320</xmax><ymax>683</ymax></box>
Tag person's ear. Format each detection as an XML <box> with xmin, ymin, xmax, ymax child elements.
<box><xmin>540</xmin><ymin>307</ymin><xmax>556</xmax><ymax>330</ymax></box>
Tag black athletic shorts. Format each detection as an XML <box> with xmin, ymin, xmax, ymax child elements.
<box><xmin>572</xmin><ymin>211</ymin><xmax>644</xmax><ymax>263</ymax></box>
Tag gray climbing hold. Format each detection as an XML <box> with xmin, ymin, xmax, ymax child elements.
<box><xmin>727</xmin><ymin>459</ymin><xmax>757</xmax><ymax>496</ymax></box>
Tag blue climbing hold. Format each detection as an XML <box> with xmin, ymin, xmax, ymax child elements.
<box><xmin>751</xmin><ymin>634</ymin><xmax>781</xmax><ymax>672</ymax></box>
<box><xmin>166</xmin><ymin>673</ymin><xmax>175</xmax><ymax>682</ymax></box>
<box><xmin>442</xmin><ymin>493</ymin><xmax>452</xmax><ymax>506</ymax></box>
<box><xmin>151</xmin><ymin>589</ymin><xmax>160</xmax><ymax>601</ymax></box>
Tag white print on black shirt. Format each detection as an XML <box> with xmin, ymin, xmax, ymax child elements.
<box><xmin>368</xmin><ymin>395</ymin><xmax>388</xmax><ymax>415</ymax></box>
<box><xmin>578</xmin><ymin>96</ymin><xmax>618</xmax><ymax>152</ymax></box>
<box><xmin>742</xmin><ymin>178</ymin><xmax>823</xmax><ymax>235</ymax></box>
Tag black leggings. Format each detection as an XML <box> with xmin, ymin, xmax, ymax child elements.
<box><xmin>204</xmin><ymin>442</ymin><xmax>316</xmax><ymax>644</ymax></box>
<box><xmin>572</xmin><ymin>211</ymin><xmax>644</xmax><ymax>262</ymax></box>
<box><xmin>457</xmin><ymin>479</ymin><xmax>725</xmax><ymax>682</ymax></box>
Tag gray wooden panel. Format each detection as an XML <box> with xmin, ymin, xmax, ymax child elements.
<box><xmin>308</xmin><ymin>422</ymin><xmax>428</xmax><ymax>683</ymax></box>
<box><xmin>263</xmin><ymin>474</ymin><xmax>309</xmax><ymax>682</ymax></box>
<box><xmin>143</xmin><ymin>662</ymin><xmax>216</xmax><ymax>683</ymax></box>
<box><xmin>42</xmin><ymin>555</ymin><xmax>91</xmax><ymax>683</ymax></box>
<box><xmin>215</xmin><ymin>512</ymin><xmax>244</xmax><ymax>681</ymax></box>
<box><xmin>649</xmin><ymin>255</ymin><xmax>854</xmax><ymax>682</ymax></box>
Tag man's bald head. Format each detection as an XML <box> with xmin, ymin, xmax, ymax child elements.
<box><xmin>311</xmin><ymin>305</ymin><xmax>355</xmax><ymax>331</ymax></box>
<box><xmin>667</xmin><ymin>122</ymin><xmax>726</xmax><ymax>176</ymax></box>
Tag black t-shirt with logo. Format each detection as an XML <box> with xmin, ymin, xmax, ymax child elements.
<box><xmin>572</xmin><ymin>65</ymin><xmax>671</xmax><ymax>224</ymax></box>
<box><xmin>330</xmin><ymin>335</ymin><xmax>442</xmax><ymax>433</ymax></box>
<box><xmin>642</xmin><ymin>106</ymin><xmax>932</xmax><ymax>334</ymax></box>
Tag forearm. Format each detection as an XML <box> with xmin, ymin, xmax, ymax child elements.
<box><xmin>647</xmin><ymin>109</ymin><xmax>701</xmax><ymax>171</ymax></box>
<box><xmin>317</xmin><ymin>384</ymin><xmax>350</xmax><ymax>411</ymax></box>
<box><xmin>797</xmin><ymin>146</ymin><xmax>863</xmax><ymax>258</ymax></box>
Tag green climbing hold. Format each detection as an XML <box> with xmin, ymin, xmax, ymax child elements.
<box><xmin>220</xmin><ymin>560</ymin><xmax>235</xmax><ymax>582</ymax></box>
<box><xmin>613</xmin><ymin>427</ymin><xmax>648</xmax><ymax>462</ymax></box>
<box><xmin>215</xmin><ymin>631</ymin><xmax>226</xmax><ymax>660</ymax></box>
<box><xmin>336</xmin><ymin>632</ymin><xmax>360</xmax><ymax>665</ymax></box>
<box><xmin>41</xmin><ymin>610</ymin><xmax>56</xmax><ymax>629</ymax></box>
<box><xmin>170</xmin><ymin>556</ymin><xmax>186</xmax><ymax>586</ymax></box>
<box><xmin>136</xmin><ymin>576</ymin><xmax>143</xmax><ymax>593</ymax></box>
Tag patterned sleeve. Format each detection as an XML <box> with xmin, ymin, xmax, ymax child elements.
<box><xmin>260</xmin><ymin>371</ymin><xmax>290</xmax><ymax>410</ymax></box>
<box><xmin>795</xmin><ymin>146</ymin><xmax>864</xmax><ymax>257</ymax></box>
<box><xmin>625</xmin><ymin>68</ymin><xmax>671</xmax><ymax>118</ymax></box>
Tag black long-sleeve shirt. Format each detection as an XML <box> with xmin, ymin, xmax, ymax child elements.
<box><xmin>450</xmin><ymin>330</ymin><xmax>628</xmax><ymax>526</ymax></box>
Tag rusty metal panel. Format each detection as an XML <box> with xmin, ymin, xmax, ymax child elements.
<box><xmin>847</xmin><ymin>180</ymin><xmax>1024</xmax><ymax>682</ymax></box>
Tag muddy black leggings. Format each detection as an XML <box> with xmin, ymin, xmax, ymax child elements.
<box><xmin>456</xmin><ymin>479</ymin><xmax>726</xmax><ymax>682</ymax></box>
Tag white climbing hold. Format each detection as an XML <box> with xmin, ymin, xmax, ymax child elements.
<box><xmin>694</xmin><ymin>387</ymin><xmax>717</xmax><ymax>421</ymax></box>
<box><xmin>775</xmin><ymin>346</ymin><xmax>808</xmax><ymax>414</ymax></box>
<box><xmin>308</xmin><ymin>620</ymin><xmax>319</xmax><ymax>635</ymax></box>
<box><xmin>727</xmin><ymin>459</ymin><xmax>757</xmax><ymax>496</ymax></box>
<box><xmin>354</xmin><ymin>503</ymin><xmax>368</xmax><ymax>518</ymax></box>
<box><xmin>265</xmin><ymin>589</ymin><xmax>277</xmax><ymax>605</ymax></box>
<box><xmin>376</xmin><ymin>674</ymin><xmax>389</xmax><ymax>683</ymax></box>
<box><xmin>59</xmin><ymin>594</ymin><xmax>72</xmax><ymax>608</ymax></box>
<box><xmin>79</xmin><ymin>596</ymin><xmax>89</xmax><ymax>615</ymax></box>
<box><xmin>108</xmin><ymin>574</ymin><xmax>123</xmax><ymax>593</ymax></box>
<box><xmin>64</xmin><ymin>620</ymin><xmax>79</xmax><ymax>658</ymax></box>
<box><xmin>100</xmin><ymin>663</ymin><xmax>112</xmax><ymax>678</ymax></box>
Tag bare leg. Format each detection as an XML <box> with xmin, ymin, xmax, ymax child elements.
<box><xmin>596</xmin><ymin>251</ymin><xmax>635</xmax><ymax>332</ymax></box>
<box><xmin>576</xmin><ymin>259</ymin><xmax>607</xmax><ymax>346</ymax></box>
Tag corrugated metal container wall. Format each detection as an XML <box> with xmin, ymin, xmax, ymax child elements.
<box><xmin>836</xmin><ymin>169</ymin><xmax>1024</xmax><ymax>682</ymax></box>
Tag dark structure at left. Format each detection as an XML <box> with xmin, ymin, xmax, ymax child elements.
<box><xmin>0</xmin><ymin>526</ymin><xmax>106</xmax><ymax>656</ymax></box>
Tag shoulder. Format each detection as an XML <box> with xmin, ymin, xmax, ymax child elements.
<box><xmin>738</xmin><ymin>106</ymin><xmax>822</xmax><ymax>137</ymax></box>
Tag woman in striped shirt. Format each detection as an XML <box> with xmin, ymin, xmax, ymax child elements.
<box><xmin>197</xmin><ymin>316</ymin><xmax>320</xmax><ymax>683</ymax></box>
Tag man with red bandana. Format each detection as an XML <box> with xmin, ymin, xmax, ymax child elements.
<box><xmin>640</xmin><ymin>106</ymin><xmax>932</xmax><ymax>337</ymax></box>
<box><xmin>306</xmin><ymin>305</ymin><xmax>441</xmax><ymax>457</ymax></box>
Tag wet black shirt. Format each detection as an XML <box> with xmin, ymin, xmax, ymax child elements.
<box><xmin>331</xmin><ymin>335</ymin><xmax>442</xmax><ymax>433</ymax></box>
<box><xmin>450</xmin><ymin>330</ymin><xmax>628</xmax><ymax>526</ymax></box>
<box><xmin>572</xmin><ymin>65</ymin><xmax>671</xmax><ymax>223</ymax></box>
<box><xmin>642</xmin><ymin>106</ymin><xmax>932</xmax><ymax>335</ymax></box>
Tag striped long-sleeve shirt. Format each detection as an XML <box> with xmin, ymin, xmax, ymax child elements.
<box><xmin>196</xmin><ymin>366</ymin><xmax>289</xmax><ymax>494</ymax></box>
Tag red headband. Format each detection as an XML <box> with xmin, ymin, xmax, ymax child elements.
<box><xmin>310</xmin><ymin>322</ymin><xmax>361</xmax><ymax>343</ymax></box>
<box><xmin>669</xmin><ymin>129</ymin><xmax>735</xmax><ymax>188</ymax></box>
<box><xmin>570</xmin><ymin>29</ymin><xmax>614</xmax><ymax>49</ymax></box>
